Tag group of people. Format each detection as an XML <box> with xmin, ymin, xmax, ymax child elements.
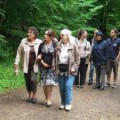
<box><xmin>88</xmin><ymin>29</ymin><xmax>120</xmax><ymax>90</ymax></box>
<box><xmin>14</xmin><ymin>26</ymin><xmax>120</xmax><ymax>111</ymax></box>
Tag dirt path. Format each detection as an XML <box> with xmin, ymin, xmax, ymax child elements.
<box><xmin>0</xmin><ymin>73</ymin><xmax>120</xmax><ymax>120</ymax></box>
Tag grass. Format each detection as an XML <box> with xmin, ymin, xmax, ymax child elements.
<box><xmin>0</xmin><ymin>59</ymin><xmax>25</xmax><ymax>94</ymax></box>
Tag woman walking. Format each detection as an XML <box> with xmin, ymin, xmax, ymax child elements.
<box><xmin>37</xmin><ymin>29</ymin><xmax>57</xmax><ymax>107</ymax></box>
<box><xmin>14</xmin><ymin>26</ymin><xmax>42</xmax><ymax>104</ymax></box>
<box><xmin>56</xmin><ymin>29</ymin><xmax>80</xmax><ymax>111</ymax></box>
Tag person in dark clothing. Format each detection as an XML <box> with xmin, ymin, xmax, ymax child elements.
<box><xmin>37</xmin><ymin>29</ymin><xmax>57</xmax><ymax>107</ymax></box>
<box><xmin>91</xmin><ymin>31</ymin><xmax>109</xmax><ymax>90</ymax></box>
<box><xmin>74</xmin><ymin>30</ymin><xmax>91</xmax><ymax>88</ymax></box>
<box><xmin>88</xmin><ymin>29</ymin><xmax>98</xmax><ymax>85</ymax></box>
<box><xmin>105</xmin><ymin>29</ymin><xmax>120</xmax><ymax>88</ymax></box>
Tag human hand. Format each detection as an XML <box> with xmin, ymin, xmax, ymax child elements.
<box><xmin>14</xmin><ymin>69</ymin><xmax>18</xmax><ymax>76</ymax></box>
<box><xmin>115</xmin><ymin>56</ymin><xmax>120</xmax><ymax>61</ymax></box>
<box><xmin>52</xmin><ymin>66</ymin><xmax>55</xmax><ymax>71</ymax></box>
<box><xmin>37</xmin><ymin>55</ymin><xmax>42</xmax><ymax>60</ymax></box>
<box><xmin>41</xmin><ymin>60</ymin><xmax>50</xmax><ymax>68</ymax></box>
<box><xmin>70</xmin><ymin>68</ymin><xmax>75</xmax><ymax>73</ymax></box>
<box><xmin>14</xmin><ymin>64</ymin><xmax>18</xmax><ymax>76</ymax></box>
<box><xmin>14</xmin><ymin>64</ymin><xmax>18</xmax><ymax>69</ymax></box>
<box><xmin>91</xmin><ymin>61</ymin><xmax>93</xmax><ymax>64</ymax></box>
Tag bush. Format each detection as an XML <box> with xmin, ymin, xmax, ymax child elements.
<box><xmin>0</xmin><ymin>34</ymin><xmax>10</xmax><ymax>59</ymax></box>
<box><xmin>0</xmin><ymin>59</ymin><xmax>25</xmax><ymax>94</ymax></box>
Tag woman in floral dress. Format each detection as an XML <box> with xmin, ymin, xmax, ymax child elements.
<box><xmin>37</xmin><ymin>29</ymin><xmax>57</xmax><ymax>107</ymax></box>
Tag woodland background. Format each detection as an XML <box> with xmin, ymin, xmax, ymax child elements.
<box><xmin>0</xmin><ymin>0</ymin><xmax>120</xmax><ymax>92</ymax></box>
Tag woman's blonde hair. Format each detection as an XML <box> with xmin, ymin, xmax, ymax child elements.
<box><xmin>60</xmin><ymin>29</ymin><xmax>72</xmax><ymax>41</ymax></box>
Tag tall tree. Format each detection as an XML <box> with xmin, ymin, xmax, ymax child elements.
<box><xmin>1</xmin><ymin>0</ymin><xmax>120</xmax><ymax>57</ymax></box>
<box><xmin>0</xmin><ymin>1</ymin><xmax>9</xmax><ymax>59</ymax></box>
<box><xmin>89</xmin><ymin>0</ymin><xmax>120</xmax><ymax>34</ymax></box>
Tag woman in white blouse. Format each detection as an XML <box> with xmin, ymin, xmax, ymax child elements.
<box><xmin>56</xmin><ymin>29</ymin><xmax>80</xmax><ymax>111</ymax></box>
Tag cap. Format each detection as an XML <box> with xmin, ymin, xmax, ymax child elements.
<box><xmin>96</xmin><ymin>31</ymin><xmax>103</xmax><ymax>36</ymax></box>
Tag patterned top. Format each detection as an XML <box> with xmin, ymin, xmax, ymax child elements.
<box><xmin>38</xmin><ymin>41</ymin><xmax>55</xmax><ymax>67</ymax></box>
<box><xmin>38</xmin><ymin>41</ymin><xmax>57</xmax><ymax>86</ymax></box>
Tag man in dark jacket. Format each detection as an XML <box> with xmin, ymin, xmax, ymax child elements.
<box><xmin>91</xmin><ymin>31</ymin><xmax>109</xmax><ymax>90</ymax></box>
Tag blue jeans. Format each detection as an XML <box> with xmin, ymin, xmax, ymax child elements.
<box><xmin>88</xmin><ymin>63</ymin><xmax>95</xmax><ymax>82</ymax></box>
<box><xmin>58</xmin><ymin>74</ymin><xmax>75</xmax><ymax>105</ymax></box>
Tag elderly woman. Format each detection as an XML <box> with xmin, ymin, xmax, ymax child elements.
<box><xmin>14</xmin><ymin>26</ymin><xmax>42</xmax><ymax>104</ymax></box>
<box><xmin>37</xmin><ymin>29</ymin><xmax>57</xmax><ymax>107</ymax></box>
<box><xmin>56</xmin><ymin>29</ymin><xmax>80</xmax><ymax>111</ymax></box>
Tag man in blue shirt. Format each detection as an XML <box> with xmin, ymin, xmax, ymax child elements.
<box><xmin>105</xmin><ymin>29</ymin><xmax>120</xmax><ymax>88</ymax></box>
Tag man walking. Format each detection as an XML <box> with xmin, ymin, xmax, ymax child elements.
<box><xmin>105</xmin><ymin>29</ymin><xmax>120</xmax><ymax>88</ymax></box>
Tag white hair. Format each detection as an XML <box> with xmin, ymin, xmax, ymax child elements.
<box><xmin>60</xmin><ymin>29</ymin><xmax>76</xmax><ymax>44</ymax></box>
<box><xmin>60</xmin><ymin>29</ymin><xmax>71</xmax><ymax>40</ymax></box>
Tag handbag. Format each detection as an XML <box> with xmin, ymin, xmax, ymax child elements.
<box><xmin>59</xmin><ymin>64</ymin><xmax>68</xmax><ymax>72</ymax></box>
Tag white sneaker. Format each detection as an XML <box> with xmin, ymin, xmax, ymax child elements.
<box><xmin>65</xmin><ymin>105</ymin><xmax>72</xmax><ymax>111</ymax></box>
<box><xmin>104</xmin><ymin>83</ymin><xmax>110</xmax><ymax>87</ymax></box>
<box><xmin>59</xmin><ymin>105</ymin><xmax>65</xmax><ymax>110</ymax></box>
<box><xmin>112</xmin><ymin>84</ymin><xmax>116</xmax><ymax>88</ymax></box>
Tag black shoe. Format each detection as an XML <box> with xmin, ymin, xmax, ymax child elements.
<box><xmin>31</xmin><ymin>98</ymin><xmax>37</xmax><ymax>104</ymax></box>
<box><xmin>93</xmin><ymin>86</ymin><xmax>100</xmax><ymax>89</ymax></box>
<box><xmin>88</xmin><ymin>82</ymin><xmax>93</xmax><ymax>85</ymax></box>
<box><xmin>26</xmin><ymin>98</ymin><xmax>32</xmax><ymax>102</ymax></box>
<box><xmin>74</xmin><ymin>83</ymin><xmax>79</xmax><ymax>86</ymax></box>
<box><xmin>76</xmin><ymin>85</ymin><xmax>80</xmax><ymax>88</ymax></box>
<box><xmin>80</xmin><ymin>85</ymin><xmax>84</xmax><ymax>88</ymax></box>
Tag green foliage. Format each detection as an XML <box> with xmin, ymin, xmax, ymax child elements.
<box><xmin>0</xmin><ymin>59</ymin><xmax>25</xmax><ymax>93</ymax></box>
<box><xmin>0</xmin><ymin>8</ymin><xmax>5</xmax><ymax>17</ymax></box>
<box><xmin>90</xmin><ymin>0</ymin><xmax>120</xmax><ymax>33</ymax></box>
<box><xmin>1</xmin><ymin>0</ymin><xmax>120</xmax><ymax>41</ymax></box>
<box><xmin>1</xmin><ymin>0</ymin><xmax>103</xmax><ymax>38</ymax></box>
<box><xmin>0</xmin><ymin>7</ymin><xmax>9</xmax><ymax>59</ymax></box>
<box><xmin>0</xmin><ymin>34</ymin><xmax>10</xmax><ymax>59</ymax></box>
<box><xmin>0</xmin><ymin>0</ymin><xmax>120</xmax><ymax>92</ymax></box>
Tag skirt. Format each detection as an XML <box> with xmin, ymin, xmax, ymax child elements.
<box><xmin>40</xmin><ymin>67</ymin><xmax>57</xmax><ymax>86</ymax></box>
